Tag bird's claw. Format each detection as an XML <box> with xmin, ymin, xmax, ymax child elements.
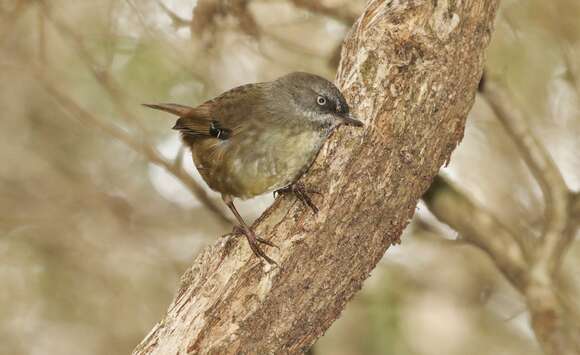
<box><xmin>231</xmin><ymin>225</ymin><xmax>279</xmax><ymax>265</ymax></box>
<box><xmin>274</xmin><ymin>182</ymin><xmax>321</xmax><ymax>214</ymax></box>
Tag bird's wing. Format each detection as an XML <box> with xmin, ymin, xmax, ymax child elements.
<box><xmin>142</xmin><ymin>102</ymin><xmax>219</xmax><ymax>143</ymax></box>
<box><xmin>143</xmin><ymin>83</ymin><xmax>261</xmax><ymax>144</ymax></box>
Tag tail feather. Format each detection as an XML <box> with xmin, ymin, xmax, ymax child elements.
<box><xmin>142</xmin><ymin>103</ymin><xmax>194</xmax><ymax>117</ymax></box>
<box><xmin>143</xmin><ymin>102</ymin><xmax>217</xmax><ymax>144</ymax></box>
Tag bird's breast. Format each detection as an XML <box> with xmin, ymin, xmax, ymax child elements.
<box><xmin>193</xmin><ymin>127</ymin><xmax>328</xmax><ymax>199</ymax></box>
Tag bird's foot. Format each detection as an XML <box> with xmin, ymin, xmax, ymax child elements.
<box><xmin>274</xmin><ymin>182</ymin><xmax>321</xmax><ymax>214</ymax></box>
<box><xmin>231</xmin><ymin>225</ymin><xmax>278</xmax><ymax>265</ymax></box>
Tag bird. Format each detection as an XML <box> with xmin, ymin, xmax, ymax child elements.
<box><xmin>144</xmin><ymin>72</ymin><xmax>362</xmax><ymax>264</ymax></box>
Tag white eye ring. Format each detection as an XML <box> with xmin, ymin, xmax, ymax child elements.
<box><xmin>316</xmin><ymin>96</ymin><xmax>327</xmax><ymax>106</ymax></box>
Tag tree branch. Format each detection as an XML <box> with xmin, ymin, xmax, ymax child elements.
<box><xmin>156</xmin><ymin>0</ymin><xmax>191</xmax><ymax>29</ymax></box>
<box><xmin>35</xmin><ymin>70</ymin><xmax>231</xmax><ymax>226</ymax></box>
<box><xmin>289</xmin><ymin>0</ymin><xmax>358</xmax><ymax>24</ymax></box>
<box><xmin>42</xmin><ymin>5</ymin><xmax>149</xmax><ymax>133</ymax></box>
<box><xmin>133</xmin><ymin>0</ymin><xmax>499</xmax><ymax>353</ymax></box>
<box><xmin>37</xmin><ymin>2</ymin><xmax>230</xmax><ymax>225</ymax></box>
<box><xmin>424</xmin><ymin>174</ymin><xmax>580</xmax><ymax>355</ymax></box>
<box><xmin>0</xmin><ymin>0</ymin><xmax>31</xmax><ymax>45</ymax></box>
<box><xmin>572</xmin><ymin>192</ymin><xmax>580</xmax><ymax>224</ymax></box>
<box><xmin>191</xmin><ymin>0</ymin><xmax>259</xmax><ymax>41</ymax></box>
<box><xmin>482</xmin><ymin>82</ymin><xmax>572</xmax><ymax>277</ymax></box>
<box><xmin>425</xmin><ymin>81</ymin><xmax>580</xmax><ymax>355</ymax></box>
<box><xmin>423</xmin><ymin>176</ymin><xmax>529</xmax><ymax>289</ymax></box>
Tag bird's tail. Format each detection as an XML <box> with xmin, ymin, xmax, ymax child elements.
<box><xmin>142</xmin><ymin>103</ymin><xmax>194</xmax><ymax>117</ymax></box>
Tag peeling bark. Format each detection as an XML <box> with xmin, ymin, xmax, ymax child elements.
<box><xmin>133</xmin><ymin>1</ymin><xmax>499</xmax><ymax>353</ymax></box>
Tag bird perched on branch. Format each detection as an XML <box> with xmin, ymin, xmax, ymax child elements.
<box><xmin>144</xmin><ymin>72</ymin><xmax>362</xmax><ymax>264</ymax></box>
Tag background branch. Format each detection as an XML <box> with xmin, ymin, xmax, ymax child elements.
<box><xmin>424</xmin><ymin>80</ymin><xmax>580</xmax><ymax>355</ymax></box>
<box><xmin>156</xmin><ymin>0</ymin><xmax>191</xmax><ymax>29</ymax></box>
<box><xmin>573</xmin><ymin>192</ymin><xmax>580</xmax><ymax>223</ymax></box>
<box><xmin>42</xmin><ymin>5</ymin><xmax>149</xmax><ymax>133</ymax></box>
<box><xmin>423</xmin><ymin>176</ymin><xmax>529</xmax><ymax>289</ymax></box>
<box><xmin>35</xmin><ymin>68</ymin><xmax>231</xmax><ymax>226</ymax></box>
<box><xmin>188</xmin><ymin>0</ymin><xmax>359</xmax><ymax>44</ymax></box>
<box><xmin>190</xmin><ymin>0</ymin><xmax>259</xmax><ymax>41</ymax></box>
<box><xmin>424</xmin><ymin>175</ymin><xmax>580</xmax><ymax>354</ymax></box>
<box><xmin>289</xmin><ymin>0</ymin><xmax>358</xmax><ymax>24</ymax></box>
<box><xmin>482</xmin><ymin>82</ymin><xmax>573</xmax><ymax>276</ymax></box>
<box><xmin>36</xmin><ymin>1</ymin><xmax>231</xmax><ymax>225</ymax></box>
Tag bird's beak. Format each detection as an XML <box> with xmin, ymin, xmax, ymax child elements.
<box><xmin>340</xmin><ymin>113</ymin><xmax>364</xmax><ymax>127</ymax></box>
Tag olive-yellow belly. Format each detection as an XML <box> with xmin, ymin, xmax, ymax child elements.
<box><xmin>192</xmin><ymin>128</ymin><xmax>326</xmax><ymax>199</ymax></box>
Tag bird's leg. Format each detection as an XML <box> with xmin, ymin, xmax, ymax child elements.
<box><xmin>223</xmin><ymin>196</ymin><xmax>278</xmax><ymax>265</ymax></box>
<box><xmin>274</xmin><ymin>182</ymin><xmax>321</xmax><ymax>214</ymax></box>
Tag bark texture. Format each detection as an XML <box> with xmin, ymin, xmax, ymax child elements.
<box><xmin>133</xmin><ymin>1</ymin><xmax>499</xmax><ymax>353</ymax></box>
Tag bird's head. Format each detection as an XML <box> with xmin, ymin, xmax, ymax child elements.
<box><xmin>273</xmin><ymin>72</ymin><xmax>363</xmax><ymax>129</ymax></box>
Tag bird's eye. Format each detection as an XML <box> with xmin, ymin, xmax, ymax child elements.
<box><xmin>316</xmin><ymin>96</ymin><xmax>327</xmax><ymax>106</ymax></box>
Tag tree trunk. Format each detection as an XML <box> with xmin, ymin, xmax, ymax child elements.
<box><xmin>133</xmin><ymin>1</ymin><xmax>499</xmax><ymax>353</ymax></box>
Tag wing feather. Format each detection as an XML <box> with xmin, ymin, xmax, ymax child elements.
<box><xmin>143</xmin><ymin>102</ymin><xmax>217</xmax><ymax>142</ymax></box>
<box><xmin>143</xmin><ymin>82</ymin><xmax>263</xmax><ymax>144</ymax></box>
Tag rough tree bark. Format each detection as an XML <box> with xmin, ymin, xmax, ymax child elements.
<box><xmin>133</xmin><ymin>1</ymin><xmax>499</xmax><ymax>353</ymax></box>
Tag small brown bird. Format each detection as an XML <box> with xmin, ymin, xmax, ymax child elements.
<box><xmin>144</xmin><ymin>72</ymin><xmax>362</xmax><ymax>264</ymax></box>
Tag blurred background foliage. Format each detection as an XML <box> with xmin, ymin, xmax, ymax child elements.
<box><xmin>0</xmin><ymin>0</ymin><xmax>578</xmax><ymax>354</ymax></box>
